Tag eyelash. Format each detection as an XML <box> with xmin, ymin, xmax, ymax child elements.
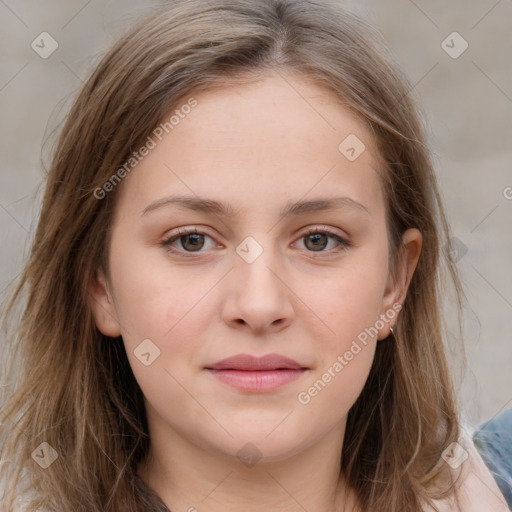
<box><xmin>161</xmin><ymin>226</ymin><xmax>351</xmax><ymax>259</ymax></box>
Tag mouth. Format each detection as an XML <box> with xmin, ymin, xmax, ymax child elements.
<box><xmin>205</xmin><ymin>353</ymin><xmax>309</xmax><ymax>392</ymax></box>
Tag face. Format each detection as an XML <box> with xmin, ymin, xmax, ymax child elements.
<box><xmin>90</xmin><ymin>70</ymin><xmax>421</xmax><ymax>464</ymax></box>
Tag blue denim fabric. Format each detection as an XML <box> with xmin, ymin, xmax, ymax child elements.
<box><xmin>473</xmin><ymin>408</ymin><xmax>512</xmax><ymax>509</ymax></box>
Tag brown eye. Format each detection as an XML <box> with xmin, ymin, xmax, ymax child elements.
<box><xmin>178</xmin><ymin>233</ymin><xmax>205</xmax><ymax>251</ymax></box>
<box><xmin>296</xmin><ymin>228</ymin><xmax>351</xmax><ymax>255</ymax></box>
<box><xmin>162</xmin><ymin>228</ymin><xmax>217</xmax><ymax>257</ymax></box>
<box><xmin>304</xmin><ymin>232</ymin><xmax>329</xmax><ymax>251</ymax></box>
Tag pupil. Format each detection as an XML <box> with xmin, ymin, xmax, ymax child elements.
<box><xmin>183</xmin><ymin>233</ymin><xmax>204</xmax><ymax>251</ymax></box>
<box><xmin>306</xmin><ymin>233</ymin><xmax>327</xmax><ymax>251</ymax></box>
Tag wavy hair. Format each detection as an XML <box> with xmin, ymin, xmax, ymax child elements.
<box><xmin>1</xmin><ymin>1</ymin><xmax>466</xmax><ymax>510</ymax></box>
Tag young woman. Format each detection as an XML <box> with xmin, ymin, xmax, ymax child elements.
<box><xmin>1</xmin><ymin>1</ymin><xmax>508</xmax><ymax>511</ymax></box>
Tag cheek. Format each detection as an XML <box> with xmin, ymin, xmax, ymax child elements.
<box><xmin>294</xmin><ymin>267</ymin><xmax>384</xmax><ymax>419</ymax></box>
<box><xmin>110</xmin><ymin>237</ymin><xmax>211</xmax><ymax>337</ymax></box>
<box><xmin>108</xmin><ymin>243</ymin><xmax>215</xmax><ymax>393</ymax></box>
<box><xmin>312</xmin><ymin>261</ymin><xmax>387</xmax><ymax>348</ymax></box>
<box><xmin>112</xmin><ymin>263</ymin><xmax>207</xmax><ymax>422</ymax></box>
<box><xmin>295</xmin><ymin>338</ymin><xmax>376</xmax><ymax>437</ymax></box>
<box><xmin>298</xmin><ymin>255</ymin><xmax>386</xmax><ymax>404</ymax></box>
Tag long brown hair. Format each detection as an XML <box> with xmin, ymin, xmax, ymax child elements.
<box><xmin>1</xmin><ymin>1</ymin><xmax>467</xmax><ymax>510</ymax></box>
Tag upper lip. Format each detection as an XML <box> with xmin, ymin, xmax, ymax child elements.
<box><xmin>206</xmin><ymin>353</ymin><xmax>306</xmax><ymax>371</ymax></box>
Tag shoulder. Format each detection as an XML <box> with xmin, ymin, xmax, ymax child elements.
<box><xmin>425</xmin><ymin>426</ymin><xmax>509</xmax><ymax>512</ymax></box>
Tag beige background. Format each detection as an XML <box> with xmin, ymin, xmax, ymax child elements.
<box><xmin>0</xmin><ymin>0</ymin><xmax>511</xmax><ymax>430</ymax></box>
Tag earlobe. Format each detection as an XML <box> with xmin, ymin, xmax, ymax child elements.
<box><xmin>88</xmin><ymin>267</ymin><xmax>122</xmax><ymax>337</ymax></box>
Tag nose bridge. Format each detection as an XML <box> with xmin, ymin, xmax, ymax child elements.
<box><xmin>235</xmin><ymin>233</ymin><xmax>283</xmax><ymax>299</ymax></box>
<box><xmin>224</xmin><ymin>233</ymin><xmax>294</xmax><ymax>333</ymax></box>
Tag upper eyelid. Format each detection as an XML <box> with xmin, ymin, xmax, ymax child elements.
<box><xmin>164</xmin><ymin>225</ymin><xmax>346</xmax><ymax>240</ymax></box>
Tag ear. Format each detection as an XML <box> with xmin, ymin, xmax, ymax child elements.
<box><xmin>88</xmin><ymin>266</ymin><xmax>122</xmax><ymax>337</ymax></box>
<box><xmin>378</xmin><ymin>228</ymin><xmax>422</xmax><ymax>339</ymax></box>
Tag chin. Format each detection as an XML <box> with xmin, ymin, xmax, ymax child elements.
<box><xmin>209</xmin><ymin>426</ymin><xmax>317</xmax><ymax>465</ymax></box>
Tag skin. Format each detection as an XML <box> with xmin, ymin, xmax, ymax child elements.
<box><xmin>89</xmin><ymin>70</ymin><xmax>423</xmax><ymax>511</ymax></box>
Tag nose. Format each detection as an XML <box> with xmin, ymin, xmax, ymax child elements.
<box><xmin>221</xmin><ymin>244</ymin><xmax>295</xmax><ymax>336</ymax></box>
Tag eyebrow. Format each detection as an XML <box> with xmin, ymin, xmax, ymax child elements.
<box><xmin>141</xmin><ymin>194</ymin><xmax>370</xmax><ymax>218</ymax></box>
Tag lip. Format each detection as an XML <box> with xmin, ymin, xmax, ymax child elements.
<box><xmin>205</xmin><ymin>353</ymin><xmax>308</xmax><ymax>392</ymax></box>
<box><xmin>207</xmin><ymin>353</ymin><xmax>305</xmax><ymax>371</ymax></box>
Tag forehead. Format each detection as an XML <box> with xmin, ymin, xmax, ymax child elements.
<box><xmin>116</xmin><ymin>70</ymin><xmax>386</xmax><ymax>221</ymax></box>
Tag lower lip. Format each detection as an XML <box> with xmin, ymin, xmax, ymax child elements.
<box><xmin>206</xmin><ymin>369</ymin><xmax>306</xmax><ymax>392</ymax></box>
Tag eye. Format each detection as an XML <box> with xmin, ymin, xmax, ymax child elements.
<box><xmin>162</xmin><ymin>227</ymin><xmax>217</xmax><ymax>257</ymax></box>
<box><xmin>161</xmin><ymin>225</ymin><xmax>351</xmax><ymax>258</ymax></box>
<box><xmin>295</xmin><ymin>227</ymin><xmax>351</xmax><ymax>254</ymax></box>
